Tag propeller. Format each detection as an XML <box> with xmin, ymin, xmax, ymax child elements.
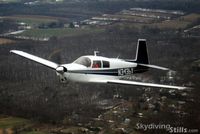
<box><xmin>48</xmin><ymin>49</ymin><xmax>68</xmax><ymax>74</ymax></box>
<box><xmin>48</xmin><ymin>49</ymin><xmax>62</xmax><ymax>64</ymax></box>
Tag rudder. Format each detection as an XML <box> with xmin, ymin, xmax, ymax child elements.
<box><xmin>135</xmin><ymin>39</ymin><xmax>149</xmax><ymax>64</ymax></box>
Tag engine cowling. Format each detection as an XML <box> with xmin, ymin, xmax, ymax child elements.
<box><xmin>56</xmin><ymin>66</ymin><xmax>68</xmax><ymax>83</ymax></box>
<box><xmin>56</xmin><ymin>66</ymin><xmax>67</xmax><ymax>74</ymax></box>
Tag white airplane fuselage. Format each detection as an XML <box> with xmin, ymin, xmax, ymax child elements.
<box><xmin>58</xmin><ymin>56</ymin><xmax>139</xmax><ymax>83</ymax></box>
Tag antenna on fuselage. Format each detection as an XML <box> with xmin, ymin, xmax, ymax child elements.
<box><xmin>94</xmin><ymin>51</ymin><xmax>99</xmax><ymax>56</ymax></box>
<box><xmin>116</xmin><ymin>54</ymin><xmax>120</xmax><ymax>59</ymax></box>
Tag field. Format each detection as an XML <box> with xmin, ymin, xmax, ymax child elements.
<box><xmin>2</xmin><ymin>15</ymin><xmax>62</xmax><ymax>27</ymax></box>
<box><xmin>18</xmin><ymin>27</ymin><xmax>104</xmax><ymax>38</ymax></box>
<box><xmin>153</xmin><ymin>13</ymin><xmax>200</xmax><ymax>29</ymax></box>
<box><xmin>0</xmin><ymin>115</ymin><xmax>101</xmax><ymax>134</ymax></box>
<box><xmin>0</xmin><ymin>38</ymin><xmax>15</xmax><ymax>45</ymax></box>
<box><xmin>0</xmin><ymin>116</ymin><xmax>30</xmax><ymax>129</ymax></box>
<box><xmin>154</xmin><ymin>19</ymin><xmax>189</xmax><ymax>29</ymax></box>
<box><xmin>0</xmin><ymin>116</ymin><xmax>49</xmax><ymax>134</ymax></box>
<box><xmin>2</xmin><ymin>15</ymin><xmax>105</xmax><ymax>38</ymax></box>
<box><xmin>114</xmin><ymin>13</ymin><xmax>200</xmax><ymax>30</ymax></box>
<box><xmin>104</xmin><ymin>14</ymin><xmax>154</xmax><ymax>23</ymax></box>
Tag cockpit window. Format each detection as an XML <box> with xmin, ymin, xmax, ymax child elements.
<box><xmin>74</xmin><ymin>57</ymin><xmax>91</xmax><ymax>67</ymax></box>
<box><xmin>92</xmin><ymin>60</ymin><xmax>101</xmax><ymax>68</ymax></box>
<box><xmin>103</xmin><ymin>61</ymin><xmax>110</xmax><ymax>68</ymax></box>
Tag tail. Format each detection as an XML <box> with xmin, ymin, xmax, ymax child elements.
<box><xmin>126</xmin><ymin>39</ymin><xmax>169</xmax><ymax>71</ymax></box>
<box><xmin>135</xmin><ymin>39</ymin><xmax>149</xmax><ymax>64</ymax></box>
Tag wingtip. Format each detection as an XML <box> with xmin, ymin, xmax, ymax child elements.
<box><xmin>10</xmin><ymin>50</ymin><xmax>20</xmax><ymax>53</ymax></box>
<box><xmin>178</xmin><ymin>86</ymin><xmax>193</xmax><ymax>91</ymax></box>
<box><xmin>178</xmin><ymin>87</ymin><xmax>186</xmax><ymax>90</ymax></box>
<box><xmin>10</xmin><ymin>50</ymin><xmax>17</xmax><ymax>53</ymax></box>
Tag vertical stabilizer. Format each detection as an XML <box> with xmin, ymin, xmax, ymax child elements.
<box><xmin>135</xmin><ymin>39</ymin><xmax>149</xmax><ymax>64</ymax></box>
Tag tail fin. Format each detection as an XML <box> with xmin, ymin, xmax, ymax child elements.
<box><xmin>135</xmin><ymin>39</ymin><xmax>149</xmax><ymax>64</ymax></box>
<box><xmin>126</xmin><ymin>39</ymin><xmax>170</xmax><ymax>71</ymax></box>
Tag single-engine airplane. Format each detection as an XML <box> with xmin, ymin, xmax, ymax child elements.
<box><xmin>10</xmin><ymin>39</ymin><xmax>189</xmax><ymax>90</ymax></box>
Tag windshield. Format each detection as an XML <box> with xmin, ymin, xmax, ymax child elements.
<box><xmin>74</xmin><ymin>56</ymin><xmax>91</xmax><ymax>67</ymax></box>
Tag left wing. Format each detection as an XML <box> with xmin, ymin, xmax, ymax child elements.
<box><xmin>100</xmin><ymin>79</ymin><xmax>188</xmax><ymax>90</ymax></box>
<box><xmin>10</xmin><ymin>50</ymin><xmax>58</xmax><ymax>69</ymax></box>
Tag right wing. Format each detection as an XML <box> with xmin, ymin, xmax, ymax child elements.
<box><xmin>102</xmin><ymin>79</ymin><xmax>188</xmax><ymax>90</ymax></box>
<box><xmin>10</xmin><ymin>50</ymin><xmax>59</xmax><ymax>69</ymax></box>
<box><xmin>138</xmin><ymin>63</ymin><xmax>170</xmax><ymax>71</ymax></box>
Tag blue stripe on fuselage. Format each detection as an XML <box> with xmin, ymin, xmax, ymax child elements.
<box><xmin>68</xmin><ymin>67</ymin><xmax>148</xmax><ymax>76</ymax></box>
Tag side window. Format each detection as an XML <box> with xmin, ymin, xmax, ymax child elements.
<box><xmin>103</xmin><ymin>61</ymin><xmax>110</xmax><ymax>68</ymax></box>
<box><xmin>92</xmin><ymin>60</ymin><xmax>101</xmax><ymax>68</ymax></box>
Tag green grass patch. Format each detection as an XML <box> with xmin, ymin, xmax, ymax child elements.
<box><xmin>19</xmin><ymin>27</ymin><xmax>104</xmax><ymax>38</ymax></box>
<box><xmin>0</xmin><ymin>116</ymin><xmax>30</xmax><ymax>128</ymax></box>
<box><xmin>5</xmin><ymin>15</ymin><xmax>58</xmax><ymax>27</ymax></box>
<box><xmin>16</xmin><ymin>18</ymin><xmax>57</xmax><ymax>27</ymax></box>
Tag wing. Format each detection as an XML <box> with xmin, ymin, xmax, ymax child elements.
<box><xmin>10</xmin><ymin>50</ymin><xmax>59</xmax><ymax>69</ymax></box>
<box><xmin>138</xmin><ymin>63</ymin><xmax>170</xmax><ymax>71</ymax></box>
<box><xmin>106</xmin><ymin>79</ymin><xmax>187</xmax><ymax>90</ymax></box>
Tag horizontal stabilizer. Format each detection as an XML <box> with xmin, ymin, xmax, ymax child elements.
<box><xmin>138</xmin><ymin>63</ymin><xmax>170</xmax><ymax>71</ymax></box>
<box><xmin>10</xmin><ymin>50</ymin><xmax>58</xmax><ymax>69</ymax></box>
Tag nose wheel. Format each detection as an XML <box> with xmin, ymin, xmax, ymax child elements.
<box><xmin>60</xmin><ymin>77</ymin><xmax>67</xmax><ymax>82</ymax></box>
<box><xmin>58</xmin><ymin>74</ymin><xmax>68</xmax><ymax>83</ymax></box>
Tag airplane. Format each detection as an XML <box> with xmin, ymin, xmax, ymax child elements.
<box><xmin>10</xmin><ymin>39</ymin><xmax>189</xmax><ymax>90</ymax></box>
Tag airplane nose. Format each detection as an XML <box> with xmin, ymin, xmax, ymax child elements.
<box><xmin>56</xmin><ymin>66</ymin><xmax>67</xmax><ymax>74</ymax></box>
